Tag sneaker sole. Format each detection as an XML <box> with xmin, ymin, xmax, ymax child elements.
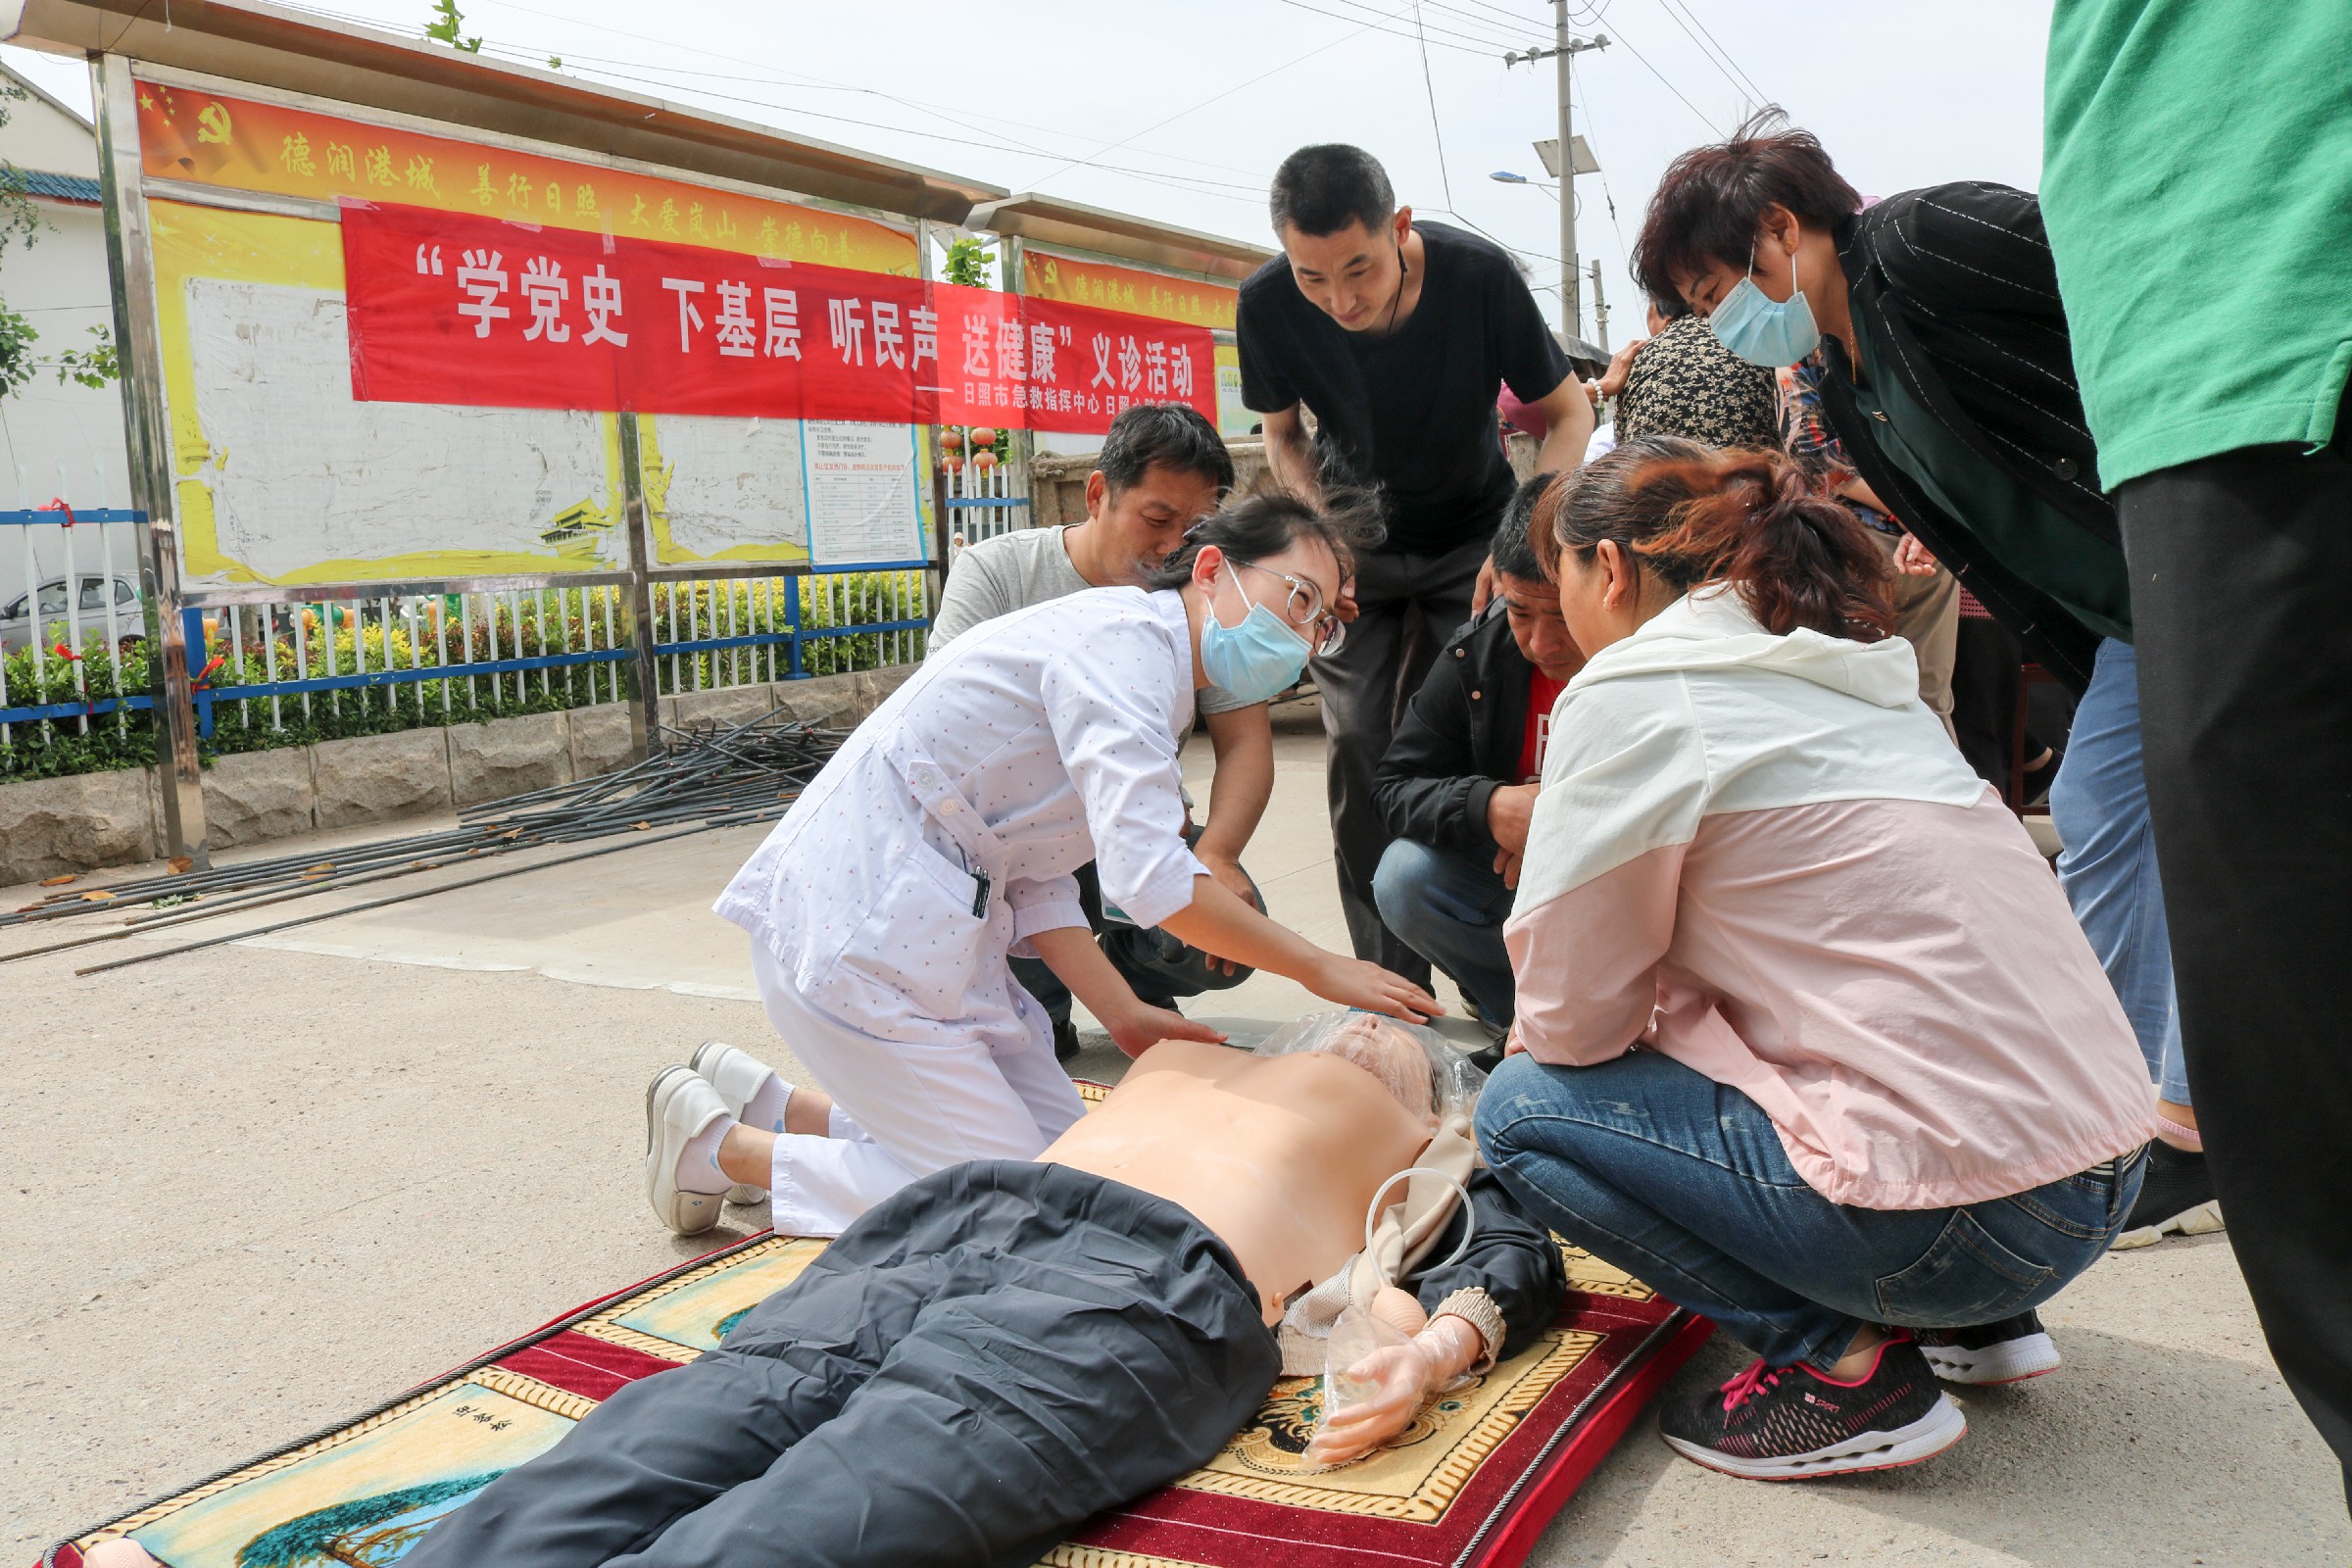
<box><xmin>689</xmin><ymin>1042</ymin><xmax>770</xmax><ymax>1207</ymax></box>
<box><xmin>1923</xmin><ymin>1331</ymin><xmax>2061</xmax><ymax>1386</ymax></box>
<box><xmin>645</xmin><ymin>1066</ymin><xmax>725</xmax><ymax>1237</ymax></box>
<box><xmin>2109</xmin><ymin>1199</ymin><xmax>2225</xmax><ymax>1250</ymax></box>
<box><xmin>1663</xmin><ymin>1396</ymin><xmax>1968</xmax><ymax>1481</ymax></box>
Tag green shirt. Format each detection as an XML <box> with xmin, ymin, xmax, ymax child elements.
<box><xmin>2043</xmin><ymin>0</ymin><xmax>2352</xmax><ymax>489</ymax></box>
<box><xmin>1853</xmin><ymin>311</ymin><xmax>2134</xmax><ymax>644</ymax></box>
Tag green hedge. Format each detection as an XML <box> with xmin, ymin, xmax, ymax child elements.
<box><xmin>0</xmin><ymin>571</ymin><xmax>925</xmax><ymax>783</ymax></box>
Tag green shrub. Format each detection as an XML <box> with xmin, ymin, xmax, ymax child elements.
<box><xmin>0</xmin><ymin>570</ymin><xmax>928</xmax><ymax>782</ymax></box>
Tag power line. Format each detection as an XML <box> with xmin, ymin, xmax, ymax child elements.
<box><xmin>1568</xmin><ymin>53</ymin><xmax>1630</xmax><ymax>260</ymax></box>
<box><xmin>1443</xmin><ymin>0</ymin><xmax>1554</xmax><ymax>28</ymax></box>
<box><xmin>460</xmin><ymin>45</ymin><xmax>1270</xmax><ymax>208</ymax></box>
<box><xmin>476</xmin><ymin>43</ymin><xmax>1271</xmax><ymax>194</ymax></box>
<box><xmin>1414</xmin><ymin>0</ymin><xmax>1544</xmax><ymax>43</ymax></box>
<box><xmin>1268</xmin><ymin>0</ymin><xmax>1497</xmax><ymax>55</ymax></box>
<box><xmin>1650</xmin><ymin>0</ymin><xmax>1766</xmax><ymax>110</ymax></box>
<box><xmin>1308</xmin><ymin>0</ymin><xmax>1533</xmax><ymax>50</ymax></box>
<box><xmin>458</xmin><ymin>0</ymin><xmax>1283</xmax><ymax>191</ymax></box>
<box><xmin>1654</xmin><ymin>0</ymin><xmax>1768</xmax><ymax>104</ymax></box>
<box><xmin>1599</xmin><ymin>20</ymin><xmax>1722</xmax><ymax>132</ymax></box>
<box><xmin>1411</xmin><ymin>6</ymin><xmax>1456</xmax><ymax>213</ymax></box>
<box><xmin>1018</xmin><ymin>2</ymin><xmax>1423</xmax><ymax>192</ymax></box>
<box><xmin>261</xmin><ymin>0</ymin><xmax>1281</xmax><ymax>210</ymax></box>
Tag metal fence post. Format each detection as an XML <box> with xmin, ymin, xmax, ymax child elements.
<box><xmin>615</xmin><ymin>412</ymin><xmax>662</xmax><ymax>760</ymax></box>
<box><xmin>92</xmin><ymin>54</ymin><xmax>209</xmax><ymax>866</ymax></box>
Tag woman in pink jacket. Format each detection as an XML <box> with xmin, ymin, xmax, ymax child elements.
<box><xmin>1476</xmin><ymin>437</ymin><xmax>2155</xmax><ymax>1482</ymax></box>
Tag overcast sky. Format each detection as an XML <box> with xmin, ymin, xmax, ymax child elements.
<box><xmin>5</xmin><ymin>0</ymin><xmax>2057</xmax><ymax>342</ymax></box>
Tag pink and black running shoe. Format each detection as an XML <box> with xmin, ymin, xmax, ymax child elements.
<box><xmin>1658</xmin><ymin>1332</ymin><xmax>1968</xmax><ymax>1480</ymax></box>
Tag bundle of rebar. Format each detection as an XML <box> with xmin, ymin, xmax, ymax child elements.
<box><xmin>0</xmin><ymin>710</ymin><xmax>842</xmax><ymax>974</ymax></box>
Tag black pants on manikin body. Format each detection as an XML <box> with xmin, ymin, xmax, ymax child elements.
<box><xmin>1316</xmin><ymin>533</ymin><xmax>1490</xmax><ymax>981</ymax></box>
<box><xmin>401</xmin><ymin>1162</ymin><xmax>1277</xmax><ymax>1568</ymax></box>
<box><xmin>2118</xmin><ymin>408</ymin><xmax>2352</xmax><ymax>1503</ymax></box>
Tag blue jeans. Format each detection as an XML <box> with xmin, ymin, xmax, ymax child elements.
<box><xmin>1476</xmin><ymin>1051</ymin><xmax>2145</xmax><ymax>1371</ymax></box>
<box><xmin>1372</xmin><ymin>837</ymin><xmax>1517</xmax><ymax>1025</ymax></box>
<box><xmin>2048</xmin><ymin>639</ymin><xmax>2189</xmax><ymax>1103</ymax></box>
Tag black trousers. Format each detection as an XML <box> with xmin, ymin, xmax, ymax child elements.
<box><xmin>2118</xmin><ymin>417</ymin><xmax>2352</xmax><ymax>1505</ymax></box>
<box><xmin>1315</xmin><ymin>535</ymin><xmax>1490</xmax><ymax>978</ymax></box>
<box><xmin>404</xmin><ymin>1163</ymin><xmax>1279</xmax><ymax>1568</ymax></box>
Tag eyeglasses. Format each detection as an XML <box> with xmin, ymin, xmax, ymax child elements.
<box><xmin>1232</xmin><ymin>559</ymin><xmax>1347</xmax><ymax>656</ymax></box>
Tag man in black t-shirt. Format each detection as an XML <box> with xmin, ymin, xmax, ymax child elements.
<box><xmin>1238</xmin><ymin>144</ymin><xmax>1592</xmax><ymax>978</ymax></box>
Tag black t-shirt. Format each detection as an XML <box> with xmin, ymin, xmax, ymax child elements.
<box><xmin>1237</xmin><ymin>221</ymin><xmax>1570</xmax><ymax>556</ymax></box>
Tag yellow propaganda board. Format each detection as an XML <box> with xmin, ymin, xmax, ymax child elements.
<box><xmin>1021</xmin><ymin>248</ymin><xmax>1253</xmax><ymax>438</ymax></box>
<box><xmin>135</xmin><ymin>75</ymin><xmax>932</xmax><ymax>587</ymax></box>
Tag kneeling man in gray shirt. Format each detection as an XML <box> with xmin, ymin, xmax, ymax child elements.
<box><xmin>930</xmin><ymin>404</ymin><xmax>1273</xmax><ymax>1056</ymax></box>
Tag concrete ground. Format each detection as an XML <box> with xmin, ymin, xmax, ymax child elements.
<box><xmin>4</xmin><ymin>702</ymin><xmax>2344</xmax><ymax>1565</ymax></box>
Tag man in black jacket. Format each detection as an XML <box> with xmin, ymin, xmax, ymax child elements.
<box><xmin>1371</xmin><ymin>477</ymin><xmax>1584</xmax><ymax>1038</ymax></box>
<box><xmin>1631</xmin><ymin>122</ymin><xmax>2213</xmax><ymax>1252</ymax></box>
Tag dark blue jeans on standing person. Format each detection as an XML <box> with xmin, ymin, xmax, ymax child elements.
<box><xmin>1371</xmin><ymin>838</ymin><xmax>1518</xmax><ymax>1026</ymax></box>
<box><xmin>1475</xmin><ymin>1051</ymin><xmax>2146</xmax><ymax>1371</ymax></box>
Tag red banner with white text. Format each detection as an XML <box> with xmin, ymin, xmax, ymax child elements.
<box><xmin>338</xmin><ymin>201</ymin><xmax>1216</xmax><ymax>434</ymax></box>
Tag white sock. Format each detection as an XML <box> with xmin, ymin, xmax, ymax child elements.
<box><xmin>740</xmin><ymin>1072</ymin><xmax>793</xmax><ymax>1136</ymax></box>
<box><xmin>678</xmin><ymin>1114</ymin><xmax>735</xmax><ymax>1195</ymax></box>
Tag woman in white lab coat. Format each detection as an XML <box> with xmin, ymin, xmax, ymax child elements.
<box><xmin>648</xmin><ymin>490</ymin><xmax>1441</xmax><ymax>1238</ymax></box>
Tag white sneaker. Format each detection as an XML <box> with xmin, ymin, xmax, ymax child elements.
<box><xmin>645</xmin><ymin>1065</ymin><xmax>732</xmax><ymax>1235</ymax></box>
<box><xmin>691</xmin><ymin>1041</ymin><xmax>781</xmax><ymax>1205</ymax></box>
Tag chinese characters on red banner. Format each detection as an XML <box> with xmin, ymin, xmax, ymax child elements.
<box><xmin>340</xmin><ymin>201</ymin><xmax>1216</xmax><ymax>434</ymax></box>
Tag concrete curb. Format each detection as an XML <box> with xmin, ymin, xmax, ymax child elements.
<box><xmin>0</xmin><ymin>664</ymin><xmax>914</xmax><ymax>884</ymax></box>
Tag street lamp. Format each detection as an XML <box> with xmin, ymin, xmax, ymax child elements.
<box><xmin>1490</xmin><ymin>170</ymin><xmax>1559</xmax><ymax>200</ymax></box>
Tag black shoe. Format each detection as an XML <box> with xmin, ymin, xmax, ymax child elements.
<box><xmin>1052</xmin><ymin>1017</ymin><xmax>1082</xmax><ymax>1062</ymax></box>
<box><xmin>1657</xmin><ymin>1334</ymin><xmax>1966</xmax><ymax>1481</ymax></box>
<box><xmin>1461</xmin><ymin>992</ymin><xmax>1508</xmax><ymax>1044</ymax></box>
<box><xmin>2111</xmin><ymin>1141</ymin><xmax>2224</xmax><ymax>1249</ymax></box>
<box><xmin>1917</xmin><ymin>1310</ymin><xmax>2061</xmax><ymax>1385</ymax></box>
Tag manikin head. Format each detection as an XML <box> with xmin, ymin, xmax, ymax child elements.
<box><xmin>1269</xmin><ymin>144</ymin><xmax>1413</xmax><ymax>334</ymax></box>
<box><xmin>1082</xmin><ymin>404</ymin><xmax>1236</xmax><ymax>583</ymax></box>
<box><xmin>1254</xmin><ymin>1011</ymin><xmax>1486</xmax><ymax>1130</ymax></box>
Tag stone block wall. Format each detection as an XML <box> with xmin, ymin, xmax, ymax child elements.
<box><xmin>0</xmin><ymin>662</ymin><xmax>917</xmax><ymax>886</ymax></box>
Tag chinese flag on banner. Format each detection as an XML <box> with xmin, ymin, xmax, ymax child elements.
<box><xmin>338</xmin><ymin>201</ymin><xmax>1216</xmax><ymax>435</ymax></box>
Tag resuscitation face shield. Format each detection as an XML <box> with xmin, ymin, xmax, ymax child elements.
<box><xmin>1250</xmin><ymin>1010</ymin><xmax>1488</xmax><ymax>1129</ymax></box>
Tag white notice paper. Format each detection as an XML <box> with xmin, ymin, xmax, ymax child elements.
<box><xmin>804</xmin><ymin>420</ymin><xmax>924</xmax><ymax>568</ymax></box>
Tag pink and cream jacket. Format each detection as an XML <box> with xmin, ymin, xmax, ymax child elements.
<box><xmin>1505</xmin><ymin>589</ymin><xmax>2154</xmax><ymax>1209</ymax></box>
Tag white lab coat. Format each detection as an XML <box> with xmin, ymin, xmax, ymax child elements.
<box><xmin>714</xmin><ymin>586</ymin><xmax>1208</xmax><ymax>1232</ymax></box>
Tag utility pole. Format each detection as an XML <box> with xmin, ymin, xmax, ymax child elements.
<box><xmin>1590</xmin><ymin>258</ymin><xmax>1610</xmax><ymax>353</ymax></box>
<box><xmin>1505</xmin><ymin>9</ymin><xmax>1607</xmax><ymax>343</ymax></box>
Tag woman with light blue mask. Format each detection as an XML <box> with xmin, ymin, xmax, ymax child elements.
<box><xmin>670</xmin><ymin>490</ymin><xmax>1444</xmax><ymax>1245</ymax></box>
<box><xmin>1627</xmin><ymin>116</ymin><xmax>2212</xmax><ymax>1257</ymax></box>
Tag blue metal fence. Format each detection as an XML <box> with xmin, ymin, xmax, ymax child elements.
<box><xmin>2</xmin><ymin>503</ymin><xmax>934</xmax><ymax>750</ymax></box>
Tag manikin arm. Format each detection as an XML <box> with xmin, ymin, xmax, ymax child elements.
<box><xmin>1304</xmin><ymin>1172</ymin><xmax>1570</xmax><ymax>1467</ymax></box>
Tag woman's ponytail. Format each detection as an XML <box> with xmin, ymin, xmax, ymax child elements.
<box><xmin>1542</xmin><ymin>437</ymin><xmax>1892</xmax><ymax>642</ymax></box>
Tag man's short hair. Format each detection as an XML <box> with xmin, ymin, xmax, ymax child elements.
<box><xmin>1491</xmin><ymin>473</ymin><xmax>1551</xmax><ymax>583</ymax></box>
<box><xmin>1269</xmin><ymin>144</ymin><xmax>1396</xmax><ymax>239</ymax></box>
<box><xmin>1098</xmin><ymin>403</ymin><xmax>1237</xmax><ymax>499</ymax></box>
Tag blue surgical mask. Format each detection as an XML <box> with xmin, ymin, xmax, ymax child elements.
<box><xmin>1708</xmin><ymin>242</ymin><xmax>1820</xmax><ymax>368</ymax></box>
<box><xmin>1200</xmin><ymin>571</ymin><xmax>1312</xmax><ymax>704</ymax></box>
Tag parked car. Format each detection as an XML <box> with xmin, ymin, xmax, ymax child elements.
<box><xmin>0</xmin><ymin>573</ymin><xmax>146</xmax><ymax>656</ymax></box>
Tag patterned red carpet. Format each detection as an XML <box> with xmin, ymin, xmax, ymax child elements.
<box><xmin>37</xmin><ymin>1225</ymin><xmax>1704</xmax><ymax>1568</ymax></box>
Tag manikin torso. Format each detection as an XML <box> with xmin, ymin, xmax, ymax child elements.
<box><xmin>1042</xmin><ymin>1040</ymin><xmax>1431</xmax><ymax>1325</ymax></box>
